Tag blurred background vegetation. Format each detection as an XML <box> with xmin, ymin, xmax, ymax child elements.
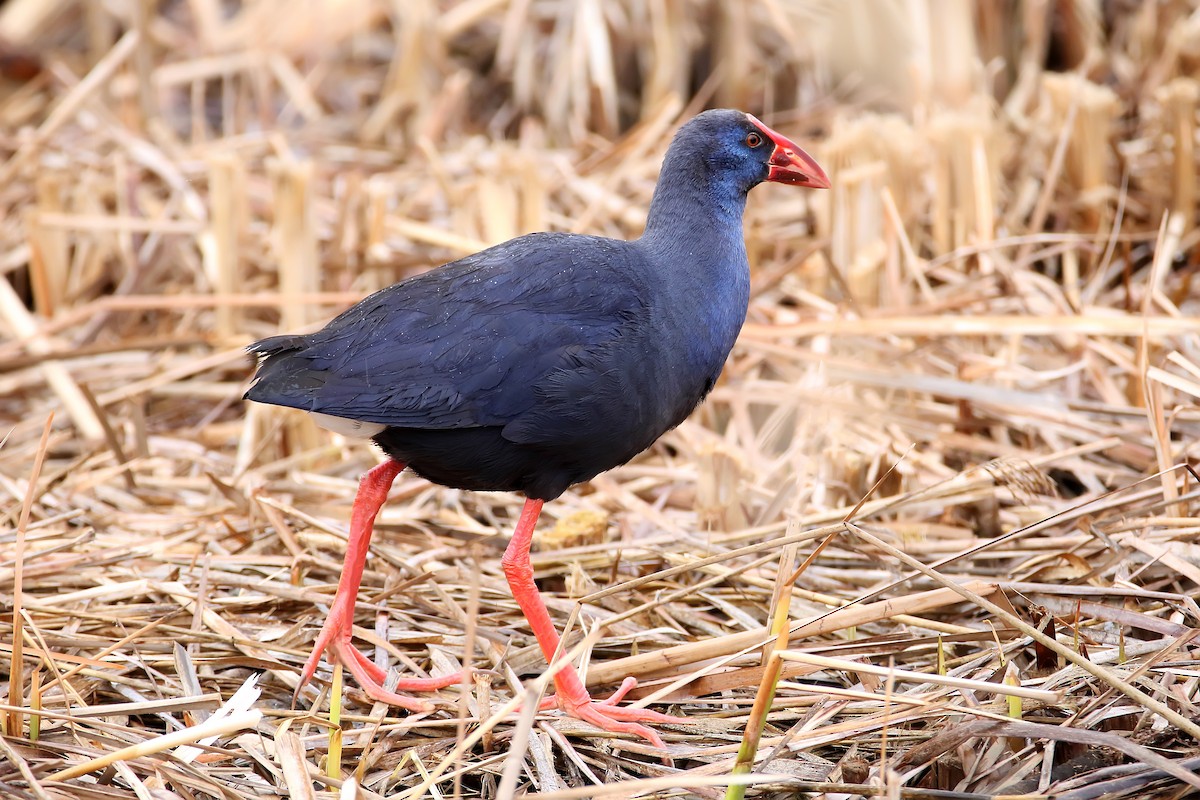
<box><xmin>4</xmin><ymin>2</ymin><xmax>1200</xmax><ymax>797</ymax></box>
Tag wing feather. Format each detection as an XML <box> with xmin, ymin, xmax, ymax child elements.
<box><xmin>245</xmin><ymin>232</ymin><xmax>649</xmax><ymax>431</ymax></box>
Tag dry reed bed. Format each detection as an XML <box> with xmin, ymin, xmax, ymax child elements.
<box><xmin>2</xmin><ymin>1</ymin><xmax>1200</xmax><ymax>798</ymax></box>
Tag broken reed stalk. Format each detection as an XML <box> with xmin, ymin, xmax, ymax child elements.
<box><xmin>45</xmin><ymin>710</ymin><xmax>263</xmax><ymax>782</ymax></box>
<box><xmin>326</xmin><ymin>664</ymin><xmax>343</xmax><ymax>779</ymax></box>
<box><xmin>1159</xmin><ymin>77</ymin><xmax>1198</xmax><ymax>224</ymax></box>
<box><xmin>0</xmin><ymin>262</ymin><xmax>104</xmax><ymax>440</ymax></box>
<box><xmin>923</xmin><ymin>0</ymin><xmax>978</xmax><ymax>108</ymax></box>
<box><xmin>5</xmin><ymin>415</ymin><xmax>53</xmax><ymax>738</ymax></box>
<box><xmin>31</xmin><ymin>171</ymin><xmax>67</xmax><ymax>318</ymax></box>
<box><xmin>267</xmin><ymin>155</ymin><xmax>322</xmax><ymax>452</ymax></box>
<box><xmin>725</xmin><ymin>544</ymin><xmax>797</xmax><ymax>800</ymax></box>
<box><xmin>268</xmin><ymin>157</ymin><xmax>319</xmax><ymax>333</ymax></box>
<box><xmin>361</xmin><ymin>0</ymin><xmax>437</xmax><ymax>143</ymax></box>
<box><xmin>131</xmin><ymin>0</ymin><xmax>158</xmax><ymax>129</ymax></box>
<box><xmin>927</xmin><ymin>110</ymin><xmax>994</xmax><ymax>259</ymax></box>
<box><xmin>1042</xmin><ymin>72</ymin><xmax>1118</xmax><ymax>234</ymax></box>
<box><xmin>586</xmin><ymin>580</ymin><xmax>1000</xmax><ymax>687</ymax></box>
<box><xmin>774</xmin><ymin>651</ymin><xmax>1057</xmax><ymax>703</ymax></box>
<box><xmin>205</xmin><ymin>153</ymin><xmax>241</xmax><ymax>340</ymax></box>
<box><xmin>821</xmin><ymin>113</ymin><xmax>927</xmax><ymax>306</ymax></box>
<box><xmin>1142</xmin><ymin>213</ymin><xmax>1188</xmax><ymax>516</ymax></box>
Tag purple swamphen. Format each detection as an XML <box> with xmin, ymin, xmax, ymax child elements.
<box><xmin>245</xmin><ymin>109</ymin><xmax>829</xmax><ymax>747</ymax></box>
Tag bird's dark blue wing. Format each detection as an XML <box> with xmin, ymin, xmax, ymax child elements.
<box><xmin>245</xmin><ymin>232</ymin><xmax>650</xmax><ymax>430</ymax></box>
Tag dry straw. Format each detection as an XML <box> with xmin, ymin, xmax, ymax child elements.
<box><xmin>3</xmin><ymin>0</ymin><xmax>1200</xmax><ymax>798</ymax></box>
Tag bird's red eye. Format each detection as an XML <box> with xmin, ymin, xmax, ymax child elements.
<box><xmin>746</xmin><ymin>131</ymin><xmax>763</xmax><ymax>148</ymax></box>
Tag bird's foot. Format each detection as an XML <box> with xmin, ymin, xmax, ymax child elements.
<box><xmin>294</xmin><ymin>605</ymin><xmax>463</xmax><ymax>712</ymax></box>
<box><xmin>540</xmin><ymin>676</ymin><xmax>684</xmax><ymax>749</ymax></box>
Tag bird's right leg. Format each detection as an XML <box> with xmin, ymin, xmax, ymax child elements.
<box><xmin>294</xmin><ymin>459</ymin><xmax>463</xmax><ymax>711</ymax></box>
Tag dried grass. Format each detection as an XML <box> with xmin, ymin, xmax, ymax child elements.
<box><xmin>3</xmin><ymin>1</ymin><xmax>1200</xmax><ymax>798</ymax></box>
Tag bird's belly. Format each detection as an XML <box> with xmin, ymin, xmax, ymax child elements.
<box><xmin>372</xmin><ymin>425</ymin><xmax>618</xmax><ymax>501</ymax></box>
<box><xmin>371</xmin><ymin>361</ymin><xmax>713</xmax><ymax>501</ymax></box>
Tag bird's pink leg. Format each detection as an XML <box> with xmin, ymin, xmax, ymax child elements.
<box><xmin>502</xmin><ymin>498</ymin><xmax>683</xmax><ymax>748</ymax></box>
<box><xmin>294</xmin><ymin>459</ymin><xmax>463</xmax><ymax>711</ymax></box>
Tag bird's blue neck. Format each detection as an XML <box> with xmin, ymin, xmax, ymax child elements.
<box><xmin>640</xmin><ymin>160</ymin><xmax>751</xmax><ymax>251</ymax></box>
<box><xmin>637</xmin><ymin>161</ymin><xmax>753</xmax><ymax>372</ymax></box>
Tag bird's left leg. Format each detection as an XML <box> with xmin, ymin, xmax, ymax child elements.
<box><xmin>501</xmin><ymin>498</ymin><xmax>685</xmax><ymax>749</ymax></box>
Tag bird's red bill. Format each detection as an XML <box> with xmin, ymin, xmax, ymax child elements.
<box><xmin>746</xmin><ymin>112</ymin><xmax>831</xmax><ymax>190</ymax></box>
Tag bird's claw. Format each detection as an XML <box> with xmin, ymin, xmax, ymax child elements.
<box><xmin>539</xmin><ymin>676</ymin><xmax>684</xmax><ymax>750</ymax></box>
<box><xmin>293</xmin><ymin>607</ymin><xmax>463</xmax><ymax>712</ymax></box>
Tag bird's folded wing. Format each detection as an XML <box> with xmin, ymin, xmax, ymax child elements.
<box><xmin>245</xmin><ymin>234</ymin><xmax>648</xmax><ymax>430</ymax></box>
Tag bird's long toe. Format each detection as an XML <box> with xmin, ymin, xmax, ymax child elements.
<box><xmin>547</xmin><ymin>677</ymin><xmax>687</xmax><ymax>750</ymax></box>
<box><xmin>326</xmin><ymin>636</ymin><xmax>439</xmax><ymax>712</ymax></box>
<box><xmin>597</xmin><ymin>676</ymin><xmax>638</xmax><ymax>706</ymax></box>
<box><xmin>294</xmin><ymin>612</ymin><xmax>460</xmax><ymax>712</ymax></box>
<box><xmin>567</xmin><ymin>700</ymin><xmax>671</xmax><ymax>750</ymax></box>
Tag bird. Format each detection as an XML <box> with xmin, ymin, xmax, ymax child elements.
<box><xmin>245</xmin><ymin>109</ymin><xmax>829</xmax><ymax>748</ymax></box>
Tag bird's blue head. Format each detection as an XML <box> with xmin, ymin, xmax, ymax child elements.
<box><xmin>667</xmin><ymin>109</ymin><xmax>830</xmax><ymax>197</ymax></box>
<box><xmin>643</xmin><ymin>109</ymin><xmax>829</xmax><ymax>238</ymax></box>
